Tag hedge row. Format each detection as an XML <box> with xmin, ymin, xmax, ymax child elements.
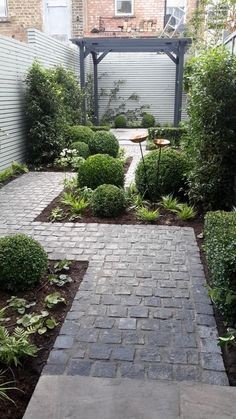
<box><xmin>147</xmin><ymin>127</ymin><xmax>187</xmax><ymax>149</ymax></box>
<box><xmin>204</xmin><ymin>211</ymin><xmax>236</xmax><ymax>322</ymax></box>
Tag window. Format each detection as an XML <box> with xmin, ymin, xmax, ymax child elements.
<box><xmin>115</xmin><ymin>0</ymin><xmax>134</xmax><ymax>16</ymax></box>
<box><xmin>0</xmin><ymin>0</ymin><xmax>8</xmax><ymax>17</ymax></box>
<box><xmin>44</xmin><ymin>0</ymin><xmax>71</xmax><ymax>43</ymax></box>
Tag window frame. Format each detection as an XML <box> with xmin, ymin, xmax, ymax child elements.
<box><xmin>115</xmin><ymin>0</ymin><xmax>134</xmax><ymax>17</ymax></box>
<box><xmin>0</xmin><ymin>0</ymin><xmax>8</xmax><ymax>18</ymax></box>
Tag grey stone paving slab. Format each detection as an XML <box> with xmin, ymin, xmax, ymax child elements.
<box><xmin>0</xmin><ymin>171</ymin><xmax>229</xmax><ymax>386</ymax></box>
<box><xmin>23</xmin><ymin>376</ymin><xmax>236</xmax><ymax>419</ymax></box>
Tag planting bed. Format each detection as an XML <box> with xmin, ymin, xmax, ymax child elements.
<box><xmin>0</xmin><ymin>260</ymin><xmax>88</xmax><ymax>419</ymax></box>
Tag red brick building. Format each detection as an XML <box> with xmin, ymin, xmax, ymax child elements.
<box><xmin>84</xmin><ymin>0</ymin><xmax>198</xmax><ymax>37</ymax></box>
<box><xmin>0</xmin><ymin>0</ymin><xmax>197</xmax><ymax>42</ymax></box>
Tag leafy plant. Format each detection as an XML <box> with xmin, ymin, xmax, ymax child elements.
<box><xmin>185</xmin><ymin>48</ymin><xmax>236</xmax><ymax>210</ymax></box>
<box><xmin>63</xmin><ymin>176</ymin><xmax>77</xmax><ymax>191</ymax></box>
<box><xmin>17</xmin><ymin>311</ymin><xmax>58</xmax><ymax>335</ymax></box>
<box><xmin>50</xmin><ymin>207</ymin><xmax>65</xmax><ymax>222</ymax></box>
<box><xmin>65</xmin><ymin>125</ymin><xmax>94</xmax><ymax>145</ymax></box>
<box><xmin>49</xmin><ymin>274</ymin><xmax>72</xmax><ymax>287</ymax></box>
<box><xmin>176</xmin><ymin>203</ymin><xmax>197</xmax><ymax>221</ymax></box>
<box><xmin>44</xmin><ymin>292</ymin><xmax>66</xmax><ymax>309</ymax></box>
<box><xmin>0</xmin><ymin>234</ymin><xmax>48</xmax><ymax>292</ymax></box>
<box><xmin>161</xmin><ymin>194</ymin><xmax>180</xmax><ymax>212</ymax></box>
<box><xmin>0</xmin><ymin>162</ymin><xmax>28</xmax><ymax>185</ymax></box>
<box><xmin>78</xmin><ymin>154</ymin><xmax>125</xmax><ymax>189</ymax></box>
<box><xmin>0</xmin><ymin>371</ymin><xmax>18</xmax><ymax>404</ymax></box>
<box><xmin>114</xmin><ymin>114</ymin><xmax>127</xmax><ymax>128</ymax></box>
<box><xmin>70</xmin><ymin>141</ymin><xmax>90</xmax><ymax>159</ymax></box>
<box><xmin>89</xmin><ymin>131</ymin><xmax>119</xmax><ymax>158</ymax></box>
<box><xmin>91</xmin><ymin>184</ymin><xmax>126</xmax><ymax>218</ymax></box>
<box><xmin>7</xmin><ymin>296</ymin><xmax>36</xmax><ymax>315</ymax></box>
<box><xmin>204</xmin><ymin>211</ymin><xmax>236</xmax><ymax>322</ymax></box>
<box><xmin>219</xmin><ymin>328</ymin><xmax>236</xmax><ymax>349</ymax></box>
<box><xmin>0</xmin><ymin>326</ymin><xmax>38</xmax><ymax>366</ymax></box>
<box><xmin>136</xmin><ymin>207</ymin><xmax>160</xmax><ymax>223</ymax></box>
<box><xmin>141</xmin><ymin>113</ymin><xmax>155</xmax><ymax>128</ymax></box>
<box><xmin>55</xmin><ymin>148</ymin><xmax>85</xmax><ymax>170</ymax></box>
<box><xmin>135</xmin><ymin>149</ymin><xmax>190</xmax><ymax>202</ymax></box>
<box><xmin>54</xmin><ymin>259</ymin><xmax>71</xmax><ymax>273</ymax></box>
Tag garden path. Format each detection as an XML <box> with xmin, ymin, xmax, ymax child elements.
<box><xmin>0</xmin><ymin>169</ymin><xmax>228</xmax><ymax>386</ymax></box>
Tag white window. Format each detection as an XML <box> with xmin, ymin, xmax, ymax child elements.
<box><xmin>115</xmin><ymin>0</ymin><xmax>134</xmax><ymax>16</ymax></box>
<box><xmin>0</xmin><ymin>0</ymin><xmax>8</xmax><ymax>17</ymax></box>
<box><xmin>44</xmin><ymin>0</ymin><xmax>71</xmax><ymax>42</ymax></box>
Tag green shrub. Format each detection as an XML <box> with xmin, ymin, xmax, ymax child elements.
<box><xmin>90</xmin><ymin>126</ymin><xmax>110</xmax><ymax>132</ymax></box>
<box><xmin>0</xmin><ymin>234</ymin><xmax>48</xmax><ymax>292</ymax></box>
<box><xmin>89</xmin><ymin>131</ymin><xmax>119</xmax><ymax>157</ymax></box>
<box><xmin>135</xmin><ymin>149</ymin><xmax>190</xmax><ymax>201</ymax></box>
<box><xmin>70</xmin><ymin>142</ymin><xmax>90</xmax><ymax>159</ymax></box>
<box><xmin>204</xmin><ymin>211</ymin><xmax>236</xmax><ymax>322</ymax></box>
<box><xmin>0</xmin><ymin>162</ymin><xmax>28</xmax><ymax>185</ymax></box>
<box><xmin>91</xmin><ymin>184</ymin><xmax>126</xmax><ymax>217</ymax></box>
<box><xmin>66</xmin><ymin>125</ymin><xmax>94</xmax><ymax>145</ymax></box>
<box><xmin>185</xmin><ymin>48</ymin><xmax>236</xmax><ymax>210</ymax></box>
<box><xmin>114</xmin><ymin>115</ymin><xmax>127</xmax><ymax>128</ymax></box>
<box><xmin>142</xmin><ymin>113</ymin><xmax>155</xmax><ymax>128</ymax></box>
<box><xmin>147</xmin><ymin>127</ymin><xmax>187</xmax><ymax>149</ymax></box>
<box><xmin>78</xmin><ymin>154</ymin><xmax>124</xmax><ymax>189</ymax></box>
<box><xmin>25</xmin><ymin>62</ymin><xmax>83</xmax><ymax>165</ymax></box>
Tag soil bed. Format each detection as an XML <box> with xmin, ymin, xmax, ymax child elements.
<box><xmin>36</xmin><ymin>191</ymin><xmax>204</xmax><ymax>235</ymax></box>
<box><xmin>30</xmin><ymin>157</ymin><xmax>133</xmax><ymax>175</ymax></box>
<box><xmin>0</xmin><ymin>260</ymin><xmax>88</xmax><ymax>419</ymax></box>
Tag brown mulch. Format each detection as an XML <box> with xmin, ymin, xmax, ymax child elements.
<box><xmin>0</xmin><ymin>260</ymin><xmax>88</xmax><ymax>419</ymax></box>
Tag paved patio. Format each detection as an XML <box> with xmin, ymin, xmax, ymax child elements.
<box><xmin>0</xmin><ymin>166</ymin><xmax>228</xmax><ymax>386</ymax></box>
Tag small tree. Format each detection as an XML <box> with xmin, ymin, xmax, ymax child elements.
<box><xmin>25</xmin><ymin>62</ymin><xmax>83</xmax><ymax>165</ymax></box>
<box><xmin>185</xmin><ymin>48</ymin><xmax>236</xmax><ymax>210</ymax></box>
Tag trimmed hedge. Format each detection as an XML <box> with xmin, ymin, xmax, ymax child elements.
<box><xmin>71</xmin><ymin>141</ymin><xmax>90</xmax><ymax>159</ymax></box>
<box><xmin>142</xmin><ymin>113</ymin><xmax>155</xmax><ymax>128</ymax></box>
<box><xmin>91</xmin><ymin>184</ymin><xmax>126</xmax><ymax>217</ymax></box>
<box><xmin>78</xmin><ymin>154</ymin><xmax>124</xmax><ymax>189</ymax></box>
<box><xmin>147</xmin><ymin>127</ymin><xmax>187</xmax><ymax>149</ymax></box>
<box><xmin>114</xmin><ymin>115</ymin><xmax>127</xmax><ymax>128</ymax></box>
<box><xmin>0</xmin><ymin>234</ymin><xmax>48</xmax><ymax>292</ymax></box>
<box><xmin>89</xmin><ymin>131</ymin><xmax>119</xmax><ymax>157</ymax></box>
<box><xmin>66</xmin><ymin>125</ymin><xmax>94</xmax><ymax>145</ymax></box>
<box><xmin>204</xmin><ymin>211</ymin><xmax>236</xmax><ymax>322</ymax></box>
<box><xmin>90</xmin><ymin>126</ymin><xmax>110</xmax><ymax>132</ymax></box>
<box><xmin>135</xmin><ymin>149</ymin><xmax>190</xmax><ymax>201</ymax></box>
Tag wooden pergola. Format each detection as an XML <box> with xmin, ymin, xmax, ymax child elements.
<box><xmin>71</xmin><ymin>37</ymin><xmax>192</xmax><ymax>126</ymax></box>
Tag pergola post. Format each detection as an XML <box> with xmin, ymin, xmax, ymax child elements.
<box><xmin>174</xmin><ymin>44</ymin><xmax>184</xmax><ymax>127</ymax></box>
<box><xmin>92</xmin><ymin>52</ymin><xmax>99</xmax><ymax>126</ymax></box>
<box><xmin>79</xmin><ymin>41</ymin><xmax>86</xmax><ymax>125</ymax></box>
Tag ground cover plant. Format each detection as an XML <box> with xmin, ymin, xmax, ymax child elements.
<box><xmin>0</xmin><ymin>162</ymin><xmax>28</xmax><ymax>187</ymax></box>
<box><xmin>0</xmin><ymin>235</ymin><xmax>87</xmax><ymax>418</ymax></box>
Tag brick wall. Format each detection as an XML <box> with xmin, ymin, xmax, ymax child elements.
<box><xmin>72</xmin><ymin>0</ymin><xmax>84</xmax><ymax>37</ymax></box>
<box><xmin>0</xmin><ymin>0</ymin><xmax>43</xmax><ymax>42</ymax></box>
<box><xmin>84</xmin><ymin>0</ymin><xmax>198</xmax><ymax>37</ymax></box>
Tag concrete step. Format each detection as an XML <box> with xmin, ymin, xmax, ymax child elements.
<box><xmin>23</xmin><ymin>376</ymin><xmax>236</xmax><ymax>419</ymax></box>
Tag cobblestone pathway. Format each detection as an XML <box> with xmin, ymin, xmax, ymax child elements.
<box><xmin>0</xmin><ymin>168</ymin><xmax>228</xmax><ymax>386</ymax></box>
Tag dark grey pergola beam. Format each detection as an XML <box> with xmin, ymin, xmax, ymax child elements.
<box><xmin>72</xmin><ymin>37</ymin><xmax>191</xmax><ymax>127</ymax></box>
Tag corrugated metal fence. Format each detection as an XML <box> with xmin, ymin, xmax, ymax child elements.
<box><xmin>0</xmin><ymin>30</ymin><xmax>80</xmax><ymax>171</ymax></box>
<box><xmin>98</xmin><ymin>52</ymin><xmax>187</xmax><ymax>125</ymax></box>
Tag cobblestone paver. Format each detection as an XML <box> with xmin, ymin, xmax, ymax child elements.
<box><xmin>0</xmin><ymin>171</ymin><xmax>228</xmax><ymax>386</ymax></box>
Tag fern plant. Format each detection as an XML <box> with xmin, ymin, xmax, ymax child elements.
<box><xmin>0</xmin><ymin>326</ymin><xmax>38</xmax><ymax>366</ymax></box>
